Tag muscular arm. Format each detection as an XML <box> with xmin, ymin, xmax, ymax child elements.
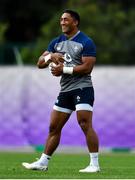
<box><xmin>73</xmin><ymin>56</ymin><xmax>96</xmax><ymax>74</ymax></box>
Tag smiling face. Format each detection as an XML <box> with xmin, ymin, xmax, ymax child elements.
<box><xmin>60</xmin><ymin>13</ymin><xmax>78</xmax><ymax>37</ymax></box>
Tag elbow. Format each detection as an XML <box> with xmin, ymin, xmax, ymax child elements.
<box><xmin>84</xmin><ymin>62</ymin><xmax>95</xmax><ymax>74</ymax></box>
<box><xmin>37</xmin><ymin>62</ymin><xmax>40</xmax><ymax>68</ymax></box>
<box><xmin>83</xmin><ymin>67</ymin><xmax>92</xmax><ymax>74</ymax></box>
<box><xmin>37</xmin><ymin>59</ymin><xmax>48</xmax><ymax>69</ymax></box>
<box><xmin>37</xmin><ymin>62</ymin><xmax>42</xmax><ymax>68</ymax></box>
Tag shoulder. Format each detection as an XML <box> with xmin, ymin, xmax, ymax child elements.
<box><xmin>77</xmin><ymin>32</ymin><xmax>96</xmax><ymax>57</ymax></box>
<box><xmin>48</xmin><ymin>34</ymin><xmax>66</xmax><ymax>52</ymax></box>
<box><xmin>77</xmin><ymin>32</ymin><xmax>96</xmax><ymax>47</ymax></box>
<box><xmin>49</xmin><ymin>34</ymin><xmax>66</xmax><ymax>46</ymax></box>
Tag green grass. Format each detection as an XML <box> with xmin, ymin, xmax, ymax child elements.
<box><xmin>0</xmin><ymin>152</ymin><xmax>135</xmax><ymax>179</ymax></box>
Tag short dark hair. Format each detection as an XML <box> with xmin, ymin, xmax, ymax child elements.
<box><xmin>63</xmin><ymin>9</ymin><xmax>80</xmax><ymax>27</ymax></box>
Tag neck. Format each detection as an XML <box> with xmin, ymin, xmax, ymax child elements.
<box><xmin>64</xmin><ymin>28</ymin><xmax>79</xmax><ymax>38</ymax></box>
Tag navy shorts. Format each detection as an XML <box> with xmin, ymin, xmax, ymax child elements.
<box><xmin>53</xmin><ymin>87</ymin><xmax>94</xmax><ymax>114</ymax></box>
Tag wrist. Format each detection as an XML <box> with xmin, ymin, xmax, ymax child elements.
<box><xmin>63</xmin><ymin>67</ymin><xmax>73</xmax><ymax>74</ymax></box>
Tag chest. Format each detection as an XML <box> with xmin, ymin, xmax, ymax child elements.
<box><xmin>54</xmin><ymin>40</ymin><xmax>83</xmax><ymax>58</ymax></box>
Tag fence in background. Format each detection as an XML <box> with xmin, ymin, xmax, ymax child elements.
<box><xmin>0</xmin><ymin>66</ymin><xmax>135</xmax><ymax>151</ymax></box>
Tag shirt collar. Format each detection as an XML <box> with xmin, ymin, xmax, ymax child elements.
<box><xmin>64</xmin><ymin>30</ymin><xmax>80</xmax><ymax>40</ymax></box>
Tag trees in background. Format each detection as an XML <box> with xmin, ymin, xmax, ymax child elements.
<box><xmin>0</xmin><ymin>0</ymin><xmax>135</xmax><ymax>65</ymax></box>
<box><xmin>0</xmin><ymin>0</ymin><xmax>63</xmax><ymax>42</ymax></box>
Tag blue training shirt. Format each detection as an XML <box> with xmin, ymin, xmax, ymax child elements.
<box><xmin>47</xmin><ymin>31</ymin><xmax>96</xmax><ymax>92</ymax></box>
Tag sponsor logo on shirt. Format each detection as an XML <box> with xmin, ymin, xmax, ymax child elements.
<box><xmin>64</xmin><ymin>53</ymin><xmax>72</xmax><ymax>62</ymax></box>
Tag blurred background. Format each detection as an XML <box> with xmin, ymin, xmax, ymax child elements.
<box><xmin>0</xmin><ymin>0</ymin><xmax>135</xmax><ymax>153</ymax></box>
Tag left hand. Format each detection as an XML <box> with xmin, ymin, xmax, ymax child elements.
<box><xmin>51</xmin><ymin>62</ymin><xmax>64</xmax><ymax>76</ymax></box>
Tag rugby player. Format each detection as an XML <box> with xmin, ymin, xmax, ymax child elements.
<box><xmin>22</xmin><ymin>9</ymin><xmax>100</xmax><ymax>173</ymax></box>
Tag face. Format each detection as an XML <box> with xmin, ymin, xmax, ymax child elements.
<box><xmin>60</xmin><ymin>13</ymin><xmax>78</xmax><ymax>35</ymax></box>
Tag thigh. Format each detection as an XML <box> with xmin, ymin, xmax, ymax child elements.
<box><xmin>50</xmin><ymin>110</ymin><xmax>71</xmax><ymax>131</ymax></box>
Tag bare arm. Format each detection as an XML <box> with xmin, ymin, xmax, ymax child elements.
<box><xmin>73</xmin><ymin>56</ymin><xmax>96</xmax><ymax>74</ymax></box>
<box><xmin>37</xmin><ymin>51</ymin><xmax>64</xmax><ymax>69</ymax></box>
<box><xmin>37</xmin><ymin>51</ymin><xmax>50</xmax><ymax>69</ymax></box>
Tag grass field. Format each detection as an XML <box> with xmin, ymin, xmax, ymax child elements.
<box><xmin>0</xmin><ymin>152</ymin><xmax>135</xmax><ymax>179</ymax></box>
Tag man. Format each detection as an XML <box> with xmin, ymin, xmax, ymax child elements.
<box><xmin>22</xmin><ymin>9</ymin><xmax>100</xmax><ymax>173</ymax></box>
